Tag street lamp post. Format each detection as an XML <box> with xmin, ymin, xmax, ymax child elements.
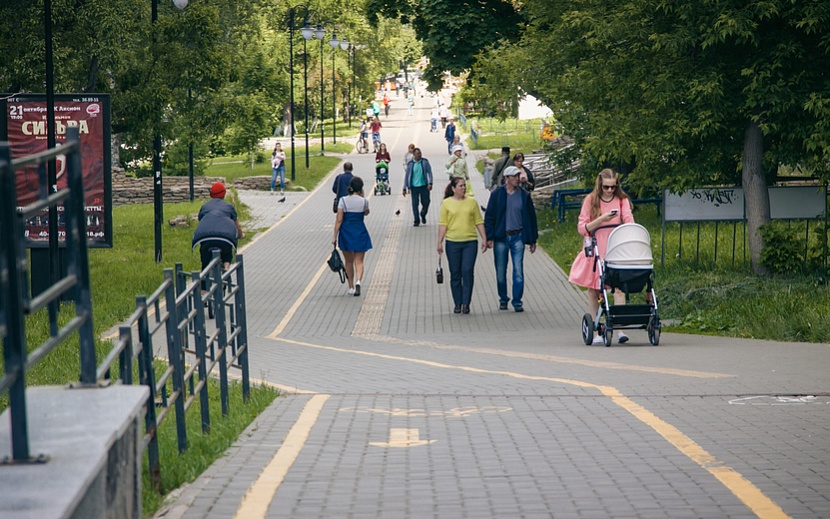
<box><xmin>301</xmin><ymin>19</ymin><xmax>314</xmax><ymax>168</ymax></box>
<box><xmin>330</xmin><ymin>33</ymin><xmax>347</xmax><ymax>145</ymax></box>
<box><xmin>313</xmin><ymin>23</ymin><xmax>326</xmax><ymax>155</ymax></box>
<box><xmin>151</xmin><ymin>0</ymin><xmax>189</xmax><ymax>263</ymax></box>
<box><xmin>286</xmin><ymin>5</ymin><xmax>309</xmax><ymax>182</ymax></box>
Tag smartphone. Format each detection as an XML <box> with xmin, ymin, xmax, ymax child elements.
<box><xmin>610</xmin><ymin>209</ymin><xmax>619</xmax><ymax>215</ymax></box>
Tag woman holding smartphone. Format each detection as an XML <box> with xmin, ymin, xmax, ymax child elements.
<box><xmin>568</xmin><ymin>169</ymin><xmax>634</xmax><ymax>344</ymax></box>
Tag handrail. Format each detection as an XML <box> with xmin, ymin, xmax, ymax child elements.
<box><xmin>0</xmin><ymin>127</ymin><xmax>94</xmax><ymax>463</ymax></box>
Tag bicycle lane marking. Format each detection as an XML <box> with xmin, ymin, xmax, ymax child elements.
<box><xmin>232</xmin><ymin>394</ymin><xmax>329</xmax><ymax>519</ymax></box>
<box><xmin>267</xmin><ymin>335</ymin><xmax>790</xmax><ymax>519</ymax></box>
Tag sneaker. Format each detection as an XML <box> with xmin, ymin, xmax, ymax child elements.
<box><xmin>421</xmin><ymin>215</ymin><xmax>427</xmax><ymax>224</ymax></box>
<box><xmin>354</xmin><ymin>282</ymin><xmax>361</xmax><ymax>296</ymax></box>
<box><xmin>514</xmin><ymin>306</ymin><xmax>524</xmax><ymax>313</ymax></box>
<box><xmin>618</xmin><ymin>332</ymin><xmax>629</xmax><ymax>344</ymax></box>
<box><xmin>592</xmin><ymin>335</ymin><xmax>604</xmax><ymax>345</ymax></box>
<box><xmin>280</xmin><ymin>191</ymin><xmax>284</xmax><ymax>196</ymax></box>
<box><xmin>499</xmin><ymin>302</ymin><xmax>508</xmax><ymax>310</ymax></box>
<box><xmin>348</xmin><ymin>287</ymin><xmax>355</xmax><ymax>296</ymax></box>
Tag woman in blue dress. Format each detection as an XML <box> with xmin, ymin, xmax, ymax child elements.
<box><xmin>332</xmin><ymin>176</ymin><xmax>373</xmax><ymax>296</ymax></box>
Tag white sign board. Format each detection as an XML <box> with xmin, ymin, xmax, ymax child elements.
<box><xmin>769</xmin><ymin>186</ymin><xmax>826</xmax><ymax>220</ymax></box>
<box><xmin>663</xmin><ymin>188</ymin><xmax>745</xmax><ymax>222</ymax></box>
<box><xmin>664</xmin><ymin>186</ymin><xmax>827</xmax><ymax>222</ymax></box>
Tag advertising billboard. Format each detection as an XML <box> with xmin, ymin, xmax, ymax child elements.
<box><xmin>1</xmin><ymin>93</ymin><xmax>112</xmax><ymax>247</ymax></box>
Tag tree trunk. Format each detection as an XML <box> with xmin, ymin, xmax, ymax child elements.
<box><xmin>742</xmin><ymin>119</ymin><xmax>770</xmax><ymax>275</ymax></box>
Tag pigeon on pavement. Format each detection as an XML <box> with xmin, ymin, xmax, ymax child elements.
<box><xmin>395</xmin><ymin>209</ymin><xmax>400</xmax><ymax>215</ymax></box>
<box><xmin>277</xmin><ymin>196</ymin><xmax>286</xmax><ymax>203</ymax></box>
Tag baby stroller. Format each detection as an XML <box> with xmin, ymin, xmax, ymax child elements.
<box><xmin>374</xmin><ymin>161</ymin><xmax>392</xmax><ymax>195</ymax></box>
<box><xmin>581</xmin><ymin>223</ymin><xmax>661</xmax><ymax>346</ymax></box>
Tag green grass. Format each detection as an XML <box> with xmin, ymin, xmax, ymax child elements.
<box><xmin>142</xmin><ymin>379</ymin><xmax>278</xmax><ymax>515</ymax></box>
<box><xmin>464</xmin><ymin>117</ymin><xmax>547</xmax><ymax>151</ymax></box>
<box><xmin>537</xmin><ymin>204</ymin><xmax>830</xmax><ymax>343</ymax></box>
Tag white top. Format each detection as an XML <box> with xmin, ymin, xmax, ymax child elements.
<box><xmin>339</xmin><ymin>194</ymin><xmax>369</xmax><ymax>213</ymax></box>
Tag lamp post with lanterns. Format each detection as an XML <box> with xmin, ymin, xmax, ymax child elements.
<box><xmin>329</xmin><ymin>32</ymin><xmax>348</xmax><ymax>145</ymax></box>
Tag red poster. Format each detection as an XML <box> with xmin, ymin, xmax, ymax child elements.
<box><xmin>4</xmin><ymin>94</ymin><xmax>111</xmax><ymax>247</ymax></box>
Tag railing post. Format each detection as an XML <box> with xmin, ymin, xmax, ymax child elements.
<box><xmin>162</xmin><ymin>269</ymin><xmax>188</xmax><ymax>453</ymax></box>
<box><xmin>213</xmin><ymin>257</ymin><xmax>230</xmax><ymax>418</ymax></box>
<box><xmin>0</xmin><ymin>141</ymin><xmax>31</xmax><ymax>462</ymax></box>
<box><xmin>64</xmin><ymin>128</ymin><xmax>96</xmax><ymax>384</ymax></box>
<box><xmin>235</xmin><ymin>255</ymin><xmax>250</xmax><ymax>401</ymax></box>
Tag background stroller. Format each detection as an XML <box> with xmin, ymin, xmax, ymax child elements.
<box><xmin>374</xmin><ymin>161</ymin><xmax>391</xmax><ymax>195</ymax></box>
<box><xmin>581</xmin><ymin>223</ymin><xmax>661</xmax><ymax>346</ymax></box>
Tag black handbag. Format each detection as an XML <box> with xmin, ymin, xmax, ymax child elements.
<box><xmin>327</xmin><ymin>246</ymin><xmax>346</xmax><ymax>283</ymax></box>
<box><xmin>436</xmin><ymin>255</ymin><xmax>444</xmax><ymax>284</ymax></box>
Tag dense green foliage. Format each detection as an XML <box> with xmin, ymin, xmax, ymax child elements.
<box><xmin>0</xmin><ymin>0</ymin><xmax>418</xmax><ymax>178</ymax></box>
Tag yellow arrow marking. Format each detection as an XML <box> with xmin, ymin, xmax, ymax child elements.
<box><xmin>369</xmin><ymin>428</ymin><xmax>436</xmax><ymax>448</ymax></box>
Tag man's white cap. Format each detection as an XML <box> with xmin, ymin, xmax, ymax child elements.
<box><xmin>503</xmin><ymin>166</ymin><xmax>521</xmax><ymax>177</ymax></box>
<box><xmin>451</xmin><ymin>144</ymin><xmax>464</xmax><ymax>153</ymax></box>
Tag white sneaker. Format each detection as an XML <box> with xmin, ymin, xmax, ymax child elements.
<box><xmin>348</xmin><ymin>287</ymin><xmax>355</xmax><ymax>296</ymax></box>
<box><xmin>592</xmin><ymin>335</ymin><xmax>604</xmax><ymax>345</ymax></box>
<box><xmin>618</xmin><ymin>332</ymin><xmax>629</xmax><ymax>344</ymax></box>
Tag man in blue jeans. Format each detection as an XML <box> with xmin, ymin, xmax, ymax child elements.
<box><xmin>484</xmin><ymin>166</ymin><xmax>538</xmax><ymax>312</ymax></box>
<box><xmin>402</xmin><ymin>147</ymin><xmax>434</xmax><ymax>226</ymax></box>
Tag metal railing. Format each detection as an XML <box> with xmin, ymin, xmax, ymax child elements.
<box><xmin>0</xmin><ymin>127</ymin><xmax>95</xmax><ymax>463</ymax></box>
<box><xmin>98</xmin><ymin>250</ymin><xmax>250</xmax><ymax>489</ymax></box>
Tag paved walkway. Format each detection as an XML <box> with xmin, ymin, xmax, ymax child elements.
<box><xmin>155</xmin><ymin>96</ymin><xmax>830</xmax><ymax>519</ymax></box>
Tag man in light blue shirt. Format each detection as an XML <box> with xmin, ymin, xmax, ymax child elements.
<box><xmin>402</xmin><ymin>148</ymin><xmax>434</xmax><ymax>227</ymax></box>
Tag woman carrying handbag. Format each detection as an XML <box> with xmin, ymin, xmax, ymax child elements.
<box><xmin>437</xmin><ymin>177</ymin><xmax>488</xmax><ymax>314</ymax></box>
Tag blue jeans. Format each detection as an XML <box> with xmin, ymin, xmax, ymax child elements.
<box><xmin>493</xmin><ymin>235</ymin><xmax>525</xmax><ymax>307</ymax></box>
<box><xmin>270</xmin><ymin>165</ymin><xmax>285</xmax><ymax>191</ymax></box>
<box><xmin>445</xmin><ymin>240</ymin><xmax>478</xmax><ymax>306</ymax></box>
<box><xmin>410</xmin><ymin>185</ymin><xmax>430</xmax><ymax>224</ymax></box>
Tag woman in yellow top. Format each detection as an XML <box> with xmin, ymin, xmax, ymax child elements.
<box><xmin>437</xmin><ymin>177</ymin><xmax>488</xmax><ymax>314</ymax></box>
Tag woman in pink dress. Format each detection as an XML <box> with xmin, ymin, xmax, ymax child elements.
<box><xmin>568</xmin><ymin>169</ymin><xmax>634</xmax><ymax>344</ymax></box>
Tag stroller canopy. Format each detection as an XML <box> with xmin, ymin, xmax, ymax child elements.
<box><xmin>604</xmin><ymin>223</ymin><xmax>653</xmax><ymax>266</ymax></box>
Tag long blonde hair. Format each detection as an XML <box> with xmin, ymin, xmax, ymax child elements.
<box><xmin>590</xmin><ymin>169</ymin><xmax>629</xmax><ymax>219</ymax></box>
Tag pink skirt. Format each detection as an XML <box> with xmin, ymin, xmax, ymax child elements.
<box><xmin>568</xmin><ymin>250</ymin><xmax>600</xmax><ymax>290</ymax></box>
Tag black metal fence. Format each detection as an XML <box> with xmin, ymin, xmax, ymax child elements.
<box><xmin>0</xmin><ymin>127</ymin><xmax>95</xmax><ymax>463</ymax></box>
<box><xmin>99</xmin><ymin>251</ymin><xmax>250</xmax><ymax>490</ymax></box>
<box><xmin>2</xmin><ymin>128</ymin><xmax>250</xmax><ymax>492</ymax></box>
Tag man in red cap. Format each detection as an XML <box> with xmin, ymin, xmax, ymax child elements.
<box><xmin>192</xmin><ymin>182</ymin><xmax>244</xmax><ymax>272</ymax></box>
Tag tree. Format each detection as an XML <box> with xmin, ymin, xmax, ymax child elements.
<box><xmin>494</xmin><ymin>0</ymin><xmax>830</xmax><ymax>274</ymax></box>
<box><xmin>365</xmin><ymin>0</ymin><xmax>524</xmax><ymax>90</ymax></box>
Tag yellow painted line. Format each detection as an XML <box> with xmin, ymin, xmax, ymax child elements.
<box><xmin>233</xmin><ymin>394</ymin><xmax>329</xmax><ymax>519</ymax></box>
<box><xmin>357</xmin><ymin>334</ymin><xmax>732</xmax><ymax>379</ymax></box>
<box><xmin>270</xmin><ymin>336</ymin><xmax>790</xmax><ymax>519</ymax></box>
<box><xmin>266</xmin><ymin>262</ymin><xmax>328</xmax><ymax>339</ymax></box>
<box><xmin>604</xmin><ymin>387</ymin><xmax>790</xmax><ymax>519</ymax></box>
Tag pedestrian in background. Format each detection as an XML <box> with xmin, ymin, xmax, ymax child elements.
<box><xmin>333</xmin><ymin>176</ymin><xmax>372</xmax><ymax>296</ymax></box>
<box><xmin>437</xmin><ymin>177</ymin><xmax>488</xmax><ymax>314</ymax></box>
<box><xmin>445</xmin><ymin>144</ymin><xmax>473</xmax><ymax>197</ymax></box>
<box><xmin>512</xmin><ymin>152</ymin><xmax>535</xmax><ymax>191</ymax></box>
<box><xmin>332</xmin><ymin>162</ymin><xmax>354</xmax><ymax>210</ymax></box>
<box><xmin>489</xmin><ymin>146</ymin><xmax>511</xmax><ymax>191</ymax></box>
<box><xmin>403</xmin><ymin>147</ymin><xmax>434</xmax><ymax>226</ymax></box>
<box><xmin>444</xmin><ymin>118</ymin><xmax>456</xmax><ymax>154</ymax></box>
<box><xmin>484</xmin><ymin>166</ymin><xmax>538</xmax><ymax>312</ymax></box>
<box><xmin>402</xmin><ymin>143</ymin><xmax>415</xmax><ymax>174</ymax></box>
<box><xmin>270</xmin><ymin>143</ymin><xmax>286</xmax><ymax>195</ymax></box>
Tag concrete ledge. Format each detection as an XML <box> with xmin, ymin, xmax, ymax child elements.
<box><xmin>0</xmin><ymin>385</ymin><xmax>148</xmax><ymax>519</ymax></box>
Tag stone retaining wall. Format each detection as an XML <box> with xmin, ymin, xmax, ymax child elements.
<box><xmin>112</xmin><ymin>169</ymin><xmax>279</xmax><ymax>206</ymax></box>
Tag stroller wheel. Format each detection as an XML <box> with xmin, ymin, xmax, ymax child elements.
<box><xmin>581</xmin><ymin>313</ymin><xmax>594</xmax><ymax>345</ymax></box>
<box><xmin>603</xmin><ymin>327</ymin><xmax>613</xmax><ymax>347</ymax></box>
<box><xmin>648</xmin><ymin>316</ymin><xmax>661</xmax><ymax>346</ymax></box>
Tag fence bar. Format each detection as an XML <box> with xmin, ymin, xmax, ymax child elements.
<box><xmin>0</xmin><ymin>143</ymin><xmax>31</xmax><ymax>462</ymax></box>
<box><xmin>194</xmin><ymin>266</ymin><xmax>211</xmax><ymax>434</ymax></box>
<box><xmin>235</xmin><ymin>255</ymin><xmax>250</xmax><ymax>401</ymax></box>
<box><xmin>163</xmin><ymin>270</ymin><xmax>189</xmax><ymax>453</ymax></box>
